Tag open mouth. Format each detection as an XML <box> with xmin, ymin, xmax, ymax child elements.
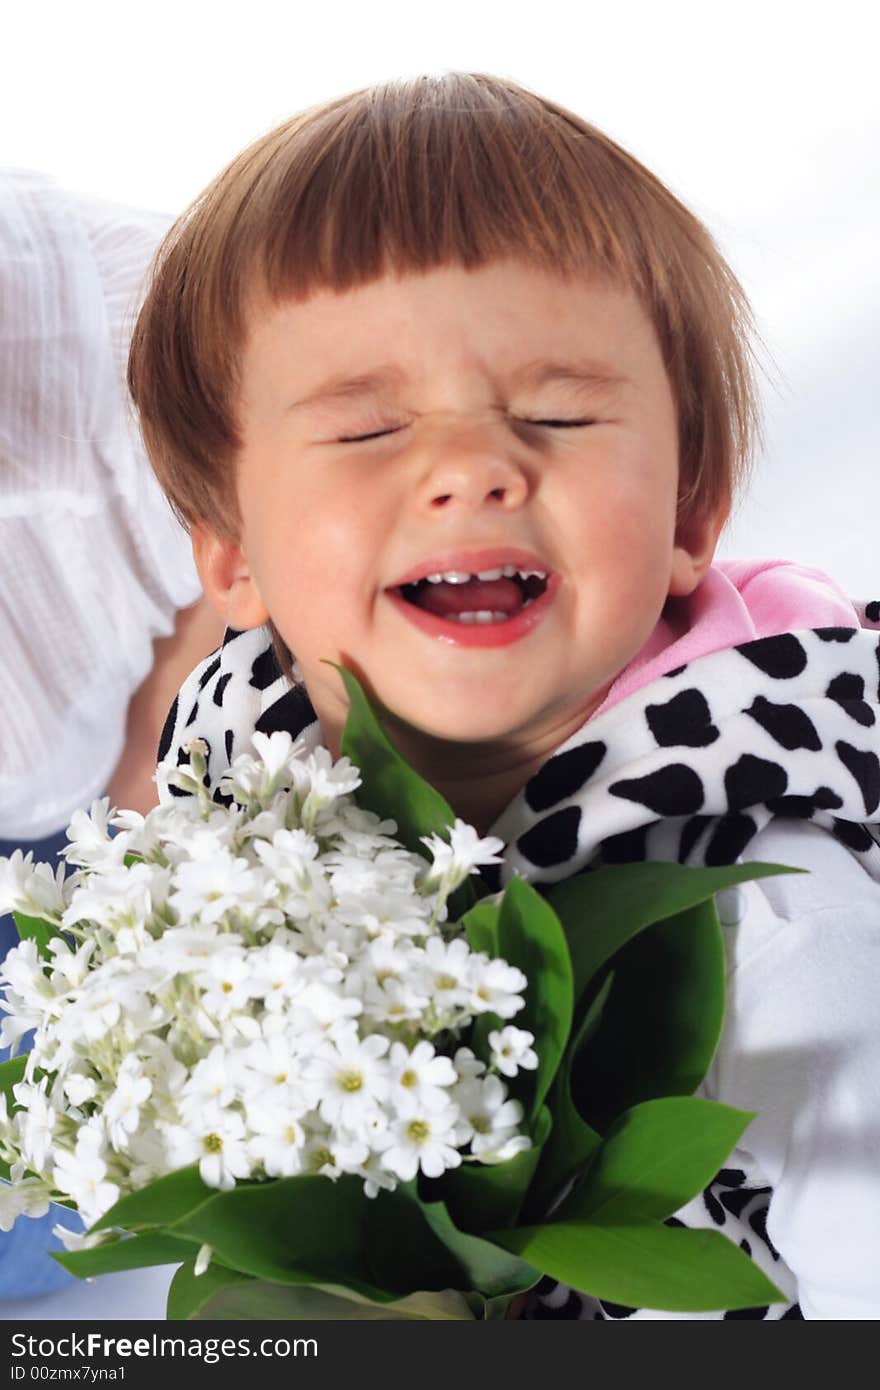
<box><xmin>396</xmin><ymin>566</ymin><xmax>550</xmax><ymax>625</ymax></box>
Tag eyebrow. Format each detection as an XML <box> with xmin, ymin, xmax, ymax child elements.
<box><xmin>286</xmin><ymin>357</ymin><xmax>629</xmax><ymax>411</ymax></box>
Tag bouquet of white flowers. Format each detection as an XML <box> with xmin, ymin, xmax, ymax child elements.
<box><xmin>0</xmin><ymin>664</ymin><xmax>792</xmax><ymax>1319</ymax></box>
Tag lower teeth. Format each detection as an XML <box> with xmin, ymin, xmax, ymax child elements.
<box><xmin>453</xmin><ymin>611</ymin><xmax>509</xmax><ymax>625</ymax></box>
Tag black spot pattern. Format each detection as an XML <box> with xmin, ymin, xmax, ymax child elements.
<box><xmin>525</xmin><ymin>741</ymin><xmax>606</xmax><ymax>812</ymax></box>
<box><xmin>197</xmin><ymin>654</ymin><xmax>221</xmax><ymax>690</ymax></box>
<box><xmin>249</xmin><ymin>645</ymin><xmax>283</xmax><ymax>692</ymax></box>
<box><xmin>736</xmin><ymin>633</ymin><xmax>808</xmax><ymax>678</ymax></box>
<box><xmin>745</xmin><ymin>696</ymin><xmax>822</xmax><ymax>751</ymax></box>
<box><xmin>815</xmin><ymin>627</ymin><xmax>857</xmax><ymax>643</ymax></box>
<box><xmin>704</xmin><ymin>814</ymin><xmax>759</xmax><ymax>865</ymax></box>
<box><xmin>826</xmin><ymin>672</ymin><xmax>875</xmax><ymax>727</ymax></box>
<box><xmin>646</xmin><ymin>689</ymin><xmax>720</xmax><ymax>748</ymax></box>
<box><xmin>836</xmin><ymin>741</ymin><xmax>880</xmax><ymax>814</ymax></box>
<box><xmin>157</xmin><ymin>696</ymin><xmax>178</xmax><ymax>764</ymax></box>
<box><xmin>255</xmin><ymin>685</ymin><xmax>319</xmax><ymax>739</ymax></box>
<box><xmin>599</xmin><ymin>824</ymin><xmax>651</xmax><ymax>864</ymax></box>
<box><xmin>610</xmin><ymin>763</ymin><xmax>705</xmax><ymax>816</ymax></box>
<box><xmin>831</xmin><ymin>819</ymin><xmax>877</xmax><ymax>852</ymax></box>
<box><xmin>678</xmin><ymin>815</ymin><xmax>713</xmax><ymax>862</ymax></box>
<box><xmin>213</xmin><ymin>672</ymin><xmax>233</xmax><ymax>707</ymax></box>
<box><xmin>517</xmin><ymin>805</ymin><xmax>582</xmax><ymax>868</ymax></box>
<box><xmin>724</xmin><ymin>754</ymin><xmax>788</xmax><ymax>810</ymax></box>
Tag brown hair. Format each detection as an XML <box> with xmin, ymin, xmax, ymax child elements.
<box><xmin>129</xmin><ymin>72</ymin><xmax>764</xmax><ymax>669</ymax></box>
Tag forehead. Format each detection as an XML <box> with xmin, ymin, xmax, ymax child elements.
<box><xmin>241</xmin><ymin>259</ymin><xmax>660</xmax><ymax>402</ymax></box>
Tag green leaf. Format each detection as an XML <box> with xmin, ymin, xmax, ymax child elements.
<box><xmin>570</xmin><ymin>899</ymin><xmax>726</xmax><ymax>1131</ymax></box>
<box><xmin>326</xmin><ymin>660</ymin><xmax>478</xmax><ymax>916</ymax></box>
<box><xmin>12</xmin><ymin>910</ymin><xmax>61</xmax><ymax>961</ymax></box>
<box><xmin>0</xmin><ymin>1053</ymin><xmax>28</xmax><ymax>1181</ymax></box>
<box><xmin>90</xmin><ymin>1165</ymin><xmax>215</xmax><ymax>1233</ymax></box>
<box><xmin>487</xmin><ymin>1219</ymin><xmax>786</xmax><ymax>1312</ymax></box>
<box><xmin>0</xmin><ymin>1052</ymin><xmax>27</xmax><ymax>1101</ymax></box>
<box><xmin>53</xmin><ymin>1231</ymin><xmax>198</xmax><ymax>1278</ymax></box>
<box><xmin>557</xmin><ymin>1097</ymin><xmax>755</xmax><ymax>1225</ymax></box>
<box><xmin>428</xmin><ymin>1106</ymin><xmax>552</xmax><ymax>1233</ymax></box>
<box><xmin>545</xmin><ymin>860</ymin><xmax>803</xmax><ymax>1003</ymax></box>
<box><xmin>327</xmin><ymin>660</ymin><xmax>456</xmax><ymax>859</ymax></box>
<box><xmin>368</xmin><ymin>1180</ymin><xmax>538</xmax><ymax>1298</ymax></box>
<box><xmin>361</xmin><ymin>1183</ymin><xmax>475</xmax><ymax>1294</ymax></box>
<box><xmin>167</xmin><ymin>1261</ymin><xmax>253</xmax><ymax>1320</ymax></box>
<box><xmin>191</xmin><ymin>1277</ymin><xmax>479</xmax><ymax>1321</ymax></box>
<box><xmin>460</xmin><ymin>896</ymin><xmax>502</xmax><ymax>957</ymax></box>
<box><xmin>522</xmin><ymin>974</ymin><xmax>609</xmax><ymax>1222</ymax></box>
<box><xmin>471</xmin><ymin>879</ymin><xmax>572</xmax><ymax>1122</ymax></box>
<box><xmin>168</xmin><ymin>1173</ymin><xmax>393</xmax><ymax>1303</ymax></box>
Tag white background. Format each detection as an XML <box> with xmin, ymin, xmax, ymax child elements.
<box><xmin>0</xmin><ymin>0</ymin><xmax>877</xmax><ymax>1320</ymax></box>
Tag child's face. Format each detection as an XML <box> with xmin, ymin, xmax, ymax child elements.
<box><xmin>196</xmin><ymin>258</ymin><xmax>721</xmax><ymax>762</ymax></box>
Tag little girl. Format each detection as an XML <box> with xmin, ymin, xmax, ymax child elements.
<box><xmin>129</xmin><ymin>72</ymin><xmax>880</xmax><ymax>1318</ymax></box>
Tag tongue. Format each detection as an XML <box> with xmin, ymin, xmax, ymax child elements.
<box><xmin>411</xmin><ymin>576</ymin><xmax>524</xmax><ymax>618</ymax></box>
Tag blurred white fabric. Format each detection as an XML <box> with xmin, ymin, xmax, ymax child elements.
<box><xmin>0</xmin><ymin>170</ymin><xmax>202</xmax><ymax>839</ymax></box>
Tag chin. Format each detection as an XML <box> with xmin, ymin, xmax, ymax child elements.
<box><xmin>385</xmin><ymin>702</ymin><xmax>528</xmax><ymax>748</ymax></box>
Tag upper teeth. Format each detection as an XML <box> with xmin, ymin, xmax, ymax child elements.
<box><xmin>422</xmin><ymin>565</ymin><xmax>548</xmax><ymax>584</ymax></box>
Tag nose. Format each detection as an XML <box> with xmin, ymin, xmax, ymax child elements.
<box><xmin>414</xmin><ymin>417</ymin><xmax>530</xmax><ymax>513</ymax></box>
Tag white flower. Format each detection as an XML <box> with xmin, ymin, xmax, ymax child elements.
<box><xmin>13</xmin><ymin>1077</ymin><xmax>56</xmax><ymax>1172</ymax></box>
<box><xmin>301</xmin><ymin>1128</ymin><xmax>369</xmax><ymax>1178</ymax></box>
<box><xmin>51</xmin><ymin>1224</ymin><xmax>107</xmax><ymax>1253</ymax></box>
<box><xmin>246</xmin><ymin>942</ymin><xmax>303</xmax><ymax>1012</ymax></box>
<box><xmin>0</xmin><ymin>851</ymin><xmax>67</xmax><ymax>921</ymax></box>
<box><xmin>62</xmin><ymin>799</ymin><xmax>123</xmax><ymax>869</ymax></box>
<box><xmin>0</xmin><ymin>734</ymin><xmax>533</xmax><ymax>1216</ymax></box>
<box><xmin>162</xmin><ymin>1110</ymin><xmax>251</xmax><ymax>1191</ymax></box>
<box><xmin>104</xmin><ymin>1056</ymin><xmax>153</xmax><ymax>1151</ymax></box>
<box><xmin>0</xmin><ymin>1177</ymin><xmax>51</xmax><ymax>1230</ymax></box>
<box><xmin>180</xmin><ymin>1046</ymin><xmax>237</xmax><ymax>1122</ymax></box>
<box><xmin>451</xmin><ymin>1046</ymin><xmax>487</xmax><ymax>1082</ymax></box>
<box><xmin>467</xmin><ymin>956</ymin><xmax>528</xmax><ymax>1019</ymax></box>
<box><xmin>420</xmin><ymin>819</ymin><xmax>505</xmax><ymax>891</ymax></box>
<box><xmin>195</xmin><ymin>950</ymin><xmax>258</xmax><ymax>1018</ymax></box>
<box><xmin>51</xmin><ymin>1126</ymin><xmax>120</xmax><ymax>1226</ymax></box>
<box><xmin>453</xmin><ymin>1074</ymin><xmax>530</xmax><ymax>1159</ymax></box>
<box><xmin>307</xmin><ymin>1028</ymin><xmax>390</xmax><ymax>1129</ymax></box>
<box><xmin>388</xmin><ymin>1040</ymin><xmax>457</xmax><ymax>1112</ymax></box>
<box><xmin>376</xmin><ymin>1103</ymin><xmax>464</xmax><ymax>1181</ymax></box>
<box><xmin>246</xmin><ymin>1102</ymin><xmax>307</xmax><ymax>1178</ymax></box>
<box><xmin>488</xmin><ymin>1026</ymin><xmax>538</xmax><ymax>1077</ymax></box>
<box><xmin>421</xmin><ymin>936</ymin><xmax>474</xmax><ymax>1013</ymax></box>
<box><xmin>170</xmin><ymin>852</ymin><xmax>264</xmax><ymax>925</ymax></box>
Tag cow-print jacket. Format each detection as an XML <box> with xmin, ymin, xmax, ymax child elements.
<box><xmin>158</xmin><ymin>597</ymin><xmax>880</xmax><ymax>1319</ymax></box>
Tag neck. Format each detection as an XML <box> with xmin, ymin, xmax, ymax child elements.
<box><xmin>322</xmin><ymin>690</ymin><xmax>609</xmax><ymax>837</ymax></box>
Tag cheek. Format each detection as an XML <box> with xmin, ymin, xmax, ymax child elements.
<box><xmin>248</xmin><ymin>482</ymin><xmax>380</xmax><ymax>636</ymax></box>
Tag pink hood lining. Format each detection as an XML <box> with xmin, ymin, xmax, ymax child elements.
<box><xmin>593</xmin><ymin>558</ymin><xmax>861</xmax><ymax>721</ymax></box>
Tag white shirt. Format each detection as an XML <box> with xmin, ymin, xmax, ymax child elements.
<box><xmin>0</xmin><ymin>169</ymin><xmax>201</xmax><ymax>838</ymax></box>
<box><xmin>707</xmin><ymin>817</ymin><xmax>880</xmax><ymax>1319</ymax></box>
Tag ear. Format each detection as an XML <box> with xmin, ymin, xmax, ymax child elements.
<box><xmin>190</xmin><ymin>523</ymin><xmax>270</xmax><ymax>630</ymax></box>
<box><xmin>668</xmin><ymin>497</ymin><xmax>730</xmax><ymax>599</ymax></box>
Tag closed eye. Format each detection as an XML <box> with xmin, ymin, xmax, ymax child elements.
<box><xmin>518</xmin><ymin>418</ymin><xmax>596</xmax><ymax>428</ymax></box>
<box><xmin>337</xmin><ymin>426</ymin><xmax>405</xmax><ymax>443</ymax></box>
<box><xmin>337</xmin><ymin>417</ymin><xmax>595</xmax><ymax>443</ymax></box>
